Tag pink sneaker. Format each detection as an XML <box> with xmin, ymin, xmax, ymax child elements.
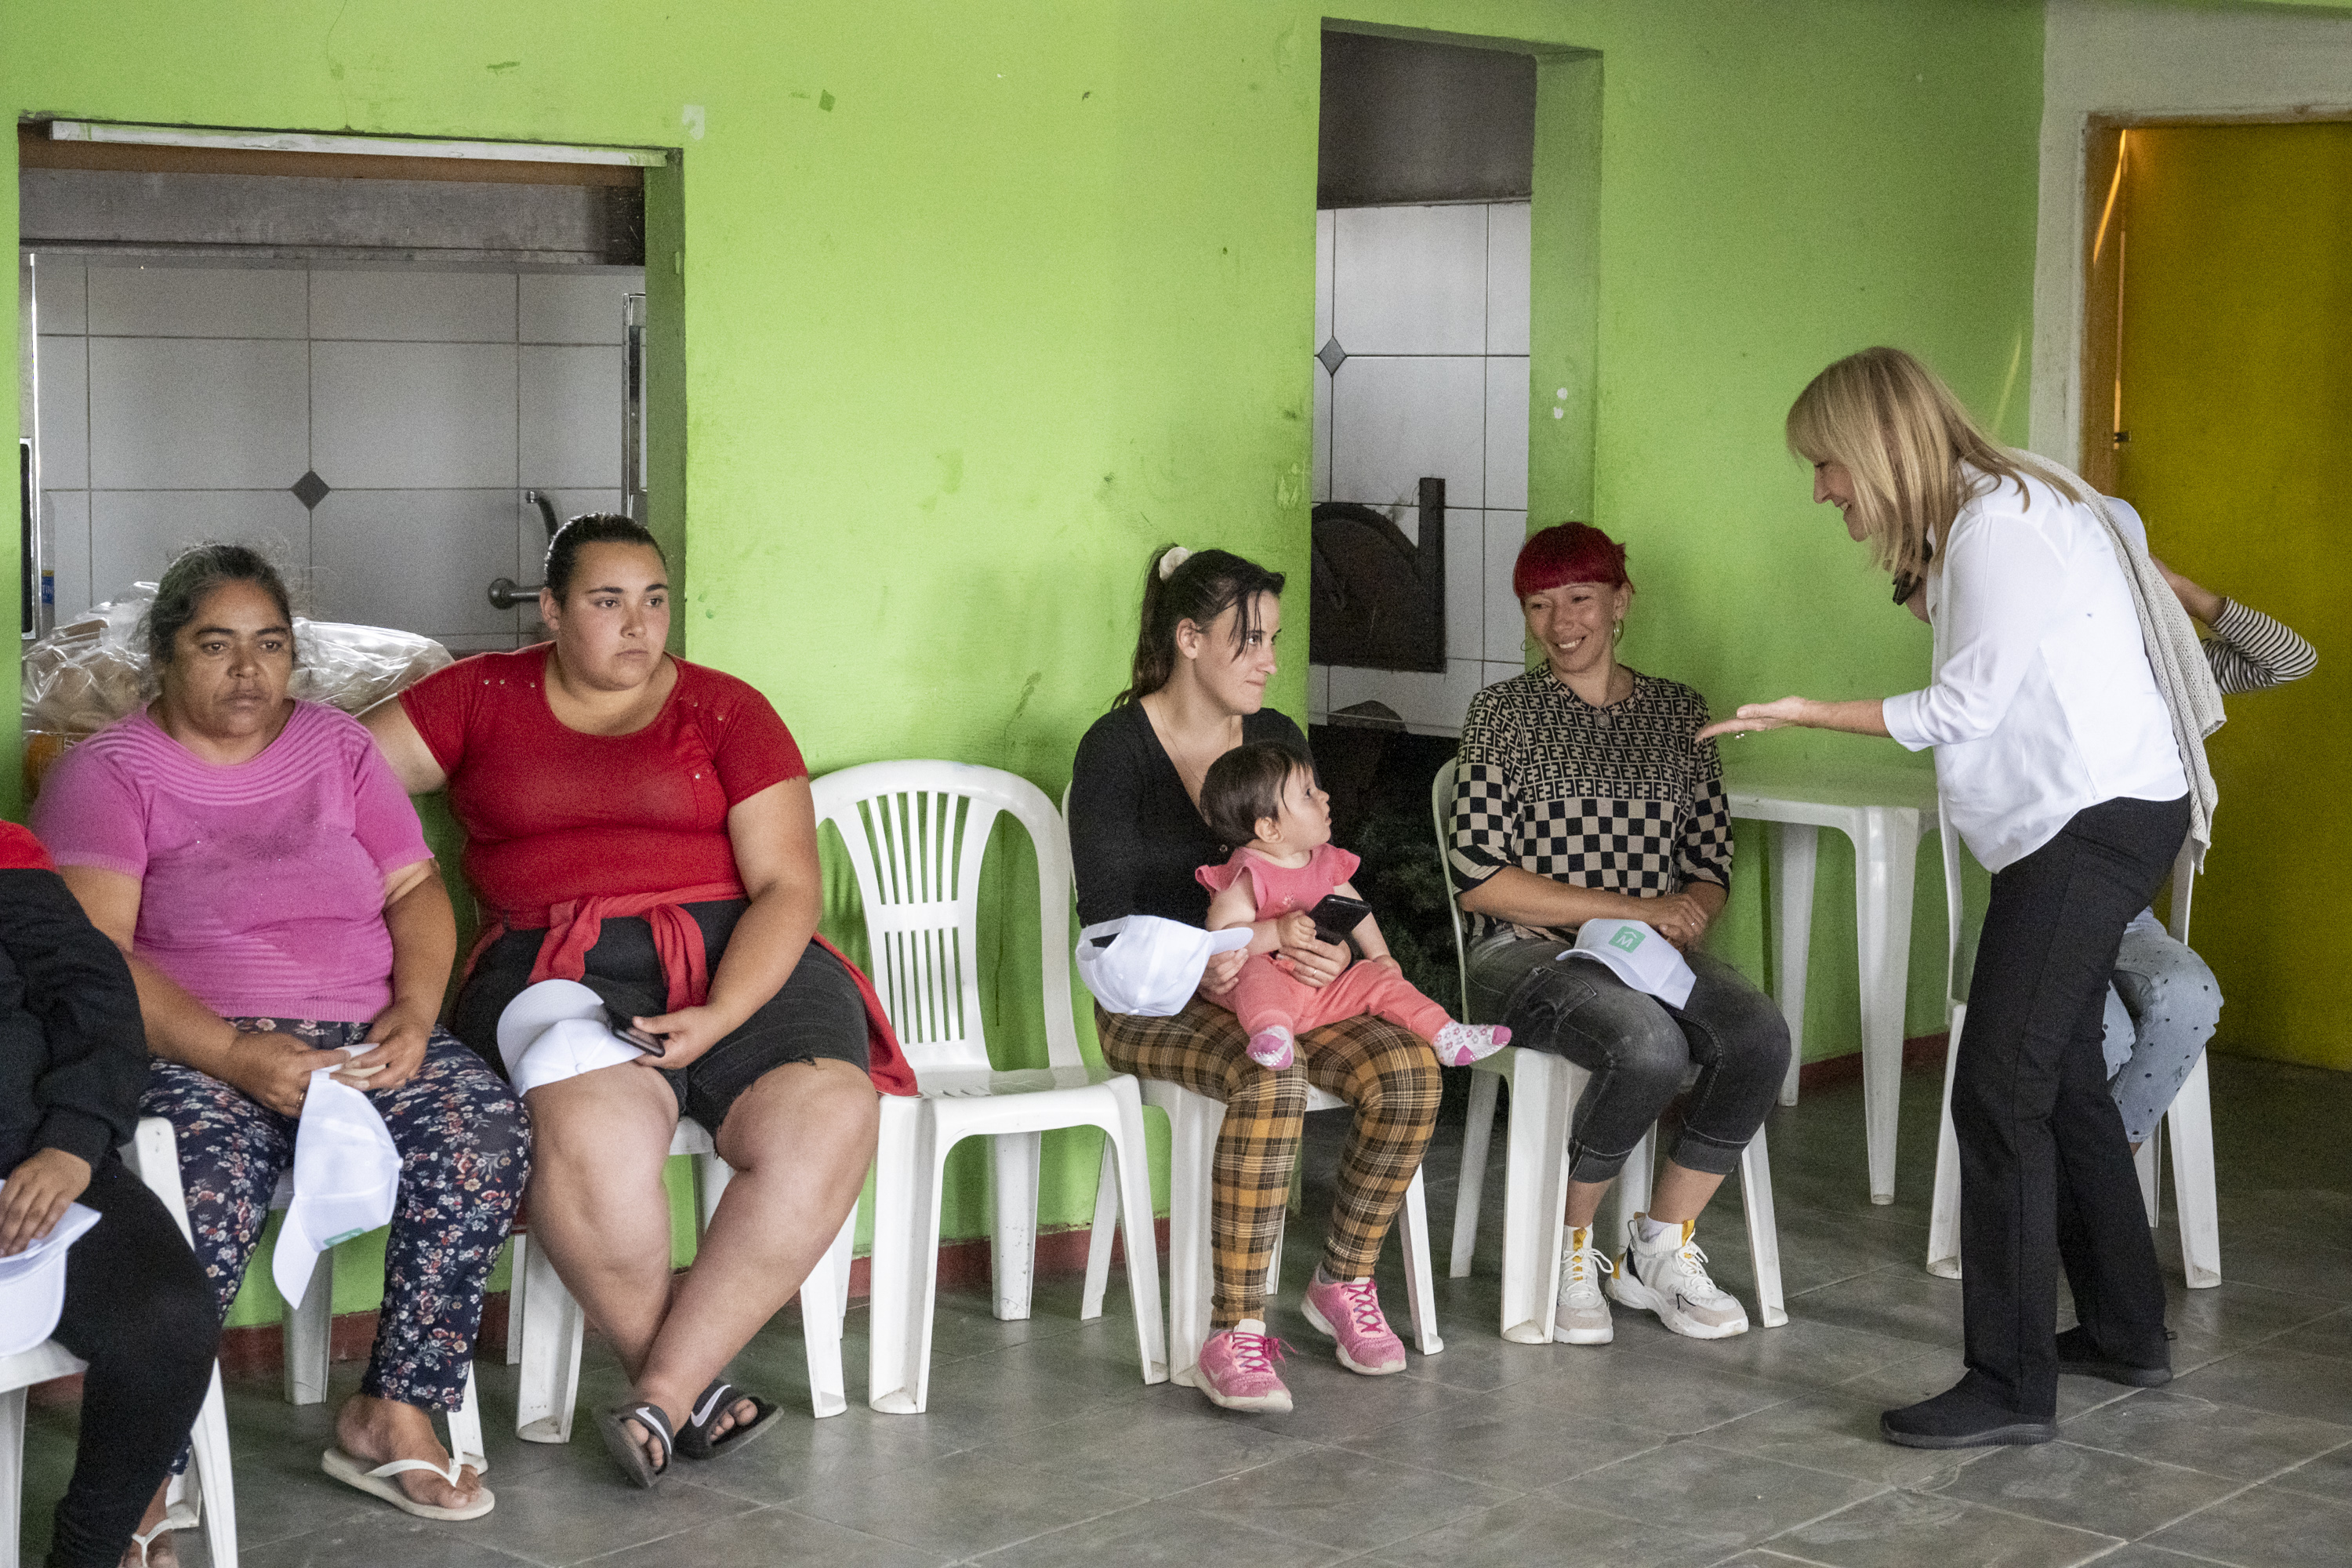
<box><xmin>1301</xmin><ymin>1270</ymin><xmax>1407</xmax><ymax>1374</ymax></box>
<box><xmin>1196</xmin><ymin>1325</ymin><xmax>1293</xmax><ymax>1412</ymax></box>
<box><xmin>1431</xmin><ymin>1022</ymin><xmax>1511</xmax><ymax>1067</ymax></box>
<box><xmin>1247</xmin><ymin>1025</ymin><xmax>1295</xmax><ymax>1069</ymax></box>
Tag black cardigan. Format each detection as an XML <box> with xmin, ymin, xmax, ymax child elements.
<box><xmin>0</xmin><ymin>849</ymin><xmax>149</xmax><ymax>1176</ymax></box>
<box><xmin>1068</xmin><ymin>702</ymin><xmax>1308</xmax><ymax>929</ymax></box>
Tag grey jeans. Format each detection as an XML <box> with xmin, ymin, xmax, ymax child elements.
<box><xmin>2100</xmin><ymin>920</ymin><xmax>2223</xmax><ymax>1145</ymax></box>
<box><xmin>1466</xmin><ymin>934</ymin><xmax>1790</xmax><ymax>1181</ymax></box>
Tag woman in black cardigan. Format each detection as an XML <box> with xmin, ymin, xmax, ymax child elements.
<box><xmin>1</xmin><ymin>821</ymin><xmax>216</xmax><ymax>1568</ymax></box>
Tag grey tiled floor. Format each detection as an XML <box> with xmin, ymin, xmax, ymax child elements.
<box><xmin>22</xmin><ymin>1053</ymin><xmax>2352</xmax><ymax>1566</ymax></box>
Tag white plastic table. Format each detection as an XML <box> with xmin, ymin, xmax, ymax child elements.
<box><xmin>1725</xmin><ymin>757</ymin><xmax>1938</xmax><ymax>1205</ymax></box>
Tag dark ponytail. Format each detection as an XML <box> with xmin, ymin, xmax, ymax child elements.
<box><xmin>1115</xmin><ymin>545</ymin><xmax>1287</xmax><ymax>707</ymax></box>
<box><xmin>544</xmin><ymin>514</ymin><xmax>666</xmax><ymax>603</ymax></box>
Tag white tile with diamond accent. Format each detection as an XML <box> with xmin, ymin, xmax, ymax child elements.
<box><xmin>312</xmin><ymin>488</ymin><xmax>526</xmax><ymax>639</ymax></box>
<box><xmin>1485</xmin><ymin>357</ymin><xmax>1529</xmax><ymax>513</ymax></box>
<box><xmin>310</xmin><ymin>267</ymin><xmax>517</xmax><ymax>343</ymax></box>
<box><xmin>1483</xmin><ymin>510</ymin><xmax>1530</xmax><ymax>663</ymax></box>
<box><xmin>1444</xmin><ymin>504</ymin><xmax>1485</xmax><ymax>662</ymax></box>
<box><xmin>88</xmin><ymin>490</ymin><xmax>312</xmax><ymax>608</ymax></box>
<box><xmin>1332</xmin><ymin>204</ymin><xmax>1487</xmax><ymax>357</ymax></box>
<box><xmin>41</xmin><ymin>490</ymin><xmax>92</xmax><ymax>625</ymax></box>
<box><xmin>86</xmin><ymin>263</ymin><xmax>307</xmax><ymax>339</ymax></box>
<box><xmin>34</xmin><ymin>335</ymin><xmax>89</xmax><ymax>490</ymax></box>
<box><xmin>1486</xmin><ymin>200</ymin><xmax>1531</xmax><ymax>356</ymax></box>
<box><xmin>313</xmin><ymin>340</ymin><xmax>519</xmax><ymax>490</ymax></box>
<box><xmin>1329</xmin><ymin>354</ymin><xmax>1486</xmax><ymax>514</ymax></box>
<box><xmin>89</xmin><ymin>337</ymin><xmax>310</xmax><ymax>490</ymax></box>
<box><xmin>1312</xmin><ymin>361</ymin><xmax>1333</xmax><ymax>504</ymax></box>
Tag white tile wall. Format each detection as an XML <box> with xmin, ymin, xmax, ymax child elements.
<box><xmin>1331</xmin><ymin>205</ymin><xmax>1487</xmax><ymax>356</ymax></box>
<box><xmin>313</xmin><ymin>341</ymin><xmax>519</xmax><ymax>489</ymax></box>
<box><xmin>32</xmin><ymin>256</ymin><xmax>86</xmax><ymax>336</ymax></box>
<box><xmin>313</xmin><ymin>489</ymin><xmax>521</xmax><ymax>636</ymax></box>
<box><xmin>89</xmin><ymin>492</ymin><xmax>312</xmax><ymax>608</ymax></box>
<box><xmin>1311</xmin><ymin>202</ymin><xmax>1528</xmax><ymax>736</ymax></box>
<box><xmin>520</xmin><ymin>345</ymin><xmax>625</xmax><ymax>490</ymax></box>
<box><xmin>87</xmin><ymin>265</ymin><xmax>307</xmax><ymax>339</ymax></box>
<box><xmin>89</xmin><ymin>338</ymin><xmax>311</xmax><ymax>489</ymax></box>
<box><xmin>34</xmin><ymin>259</ymin><xmax>641</xmax><ymax>646</ymax></box>
<box><xmin>34</xmin><ymin>336</ymin><xmax>88</xmax><ymax>489</ymax></box>
<box><xmin>520</xmin><ymin>273</ymin><xmax>636</xmax><ymax>345</ymax></box>
<box><xmin>311</xmin><ymin>269</ymin><xmax>515</xmax><ymax>342</ymax></box>
<box><xmin>1329</xmin><ymin>354</ymin><xmax>1486</xmax><ymax>514</ymax></box>
<box><xmin>42</xmin><ymin>492</ymin><xmax>90</xmax><ymax>623</ymax></box>
<box><xmin>1486</xmin><ymin>202</ymin><xmax>1532</xmax><ymax>356</ymax></box>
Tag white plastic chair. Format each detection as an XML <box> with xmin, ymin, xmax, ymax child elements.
<box><xmin>821</xmin><ymin>761</ymin><xmax>1166</xmax><ymax>1415</ymax></box>
<box><xmin>1436</xmin><ymin>760</ymin><xmax>1788</xmax><ymax>1341</ymax></box>
<box><xmin>2</xmin><ymin>1118</ymin><xmax>239</xmax><ymax>1568</ymax></box>
<box><xmin>1927</xmin><ymin>824</ymin><xmax>2220</xmax><ymax>1287</ymax></box>
<box><xmin>510</xmin><ymin>1118</ymin><xmax>859</xmax><ymax>1439</ymax></box>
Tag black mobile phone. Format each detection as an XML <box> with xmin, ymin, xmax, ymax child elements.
<box><xmin>604</xmin><ymin>1006</ymin><xmax>669</xmax><ymax>1058</ymax></box>
<box><xmin>1306</xmin><ymin>893</ymin><xmax>1372</xmax><ymax>946</ymax></box>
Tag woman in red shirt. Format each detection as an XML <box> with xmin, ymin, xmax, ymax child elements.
<box><xmin>365</xmin><ymin>515</ymin><xmax>907</xmax><ymax>1486</ymax></box>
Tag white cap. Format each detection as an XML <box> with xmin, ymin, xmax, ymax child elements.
<box><xmin>495</xmin><ymin>978</ymin><xmax>647</xmax><ymax>1094</ymax></box>
<box><xmin>1559</xmin><ymin>918</ymin><xmax>1697</xmax><ymax>1010</ymax></box>
<box><xmin>1075</xmin><ymin>916</ymin><xmax>1255</xmax><ymax>1018</ymax></box>
<box><xmin>0</xmin><ymin>1201</ymin><xmax>102</xmax><ymax>1356</ymax></box>
<box><xmin>272</xmin><ymin>1071</ymin><xmax>401</xmax><ymax>1310</ymax></box>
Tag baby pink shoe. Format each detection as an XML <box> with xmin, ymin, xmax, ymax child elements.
<box><xmin>1301</xmin><ymin>1269</ymin><xmax>1406</xmax><ymax>1375</ymax></box>
<box><xmin>1247</xmin><ymin>1025</ymin><xmax>1295</xmax><ymax>1070</ymax></box>
<box><xmin>1196</xmin><ymin>1323</ymin><xmax>1293</xmax><ymax>1412</ymax></box>
<box><xmin>1431</xmin><ymin>1022</ymin><xmax>1511</xmax><ymax>1067</ymax></box>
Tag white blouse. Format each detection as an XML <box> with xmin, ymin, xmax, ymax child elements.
<box><xmin>1881</xmin><ymin>467</ymin><xmax>2187</xmax><ymax>872</ymax></box>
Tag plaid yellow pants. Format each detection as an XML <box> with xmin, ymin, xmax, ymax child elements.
<box><xmin>1096</xmin><ymin>997</ymin><xmax>1440</xmax><ymax>1329</ymax></box>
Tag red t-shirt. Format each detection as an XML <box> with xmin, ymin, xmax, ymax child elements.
<box><xmin>399</xmin><ymin>645</ymin><xmax>807</xmax><ymax>927</ymax></box>
<box><xmin>0</xmin><ymin>822</ymin><xmax>55</xmax><ymax>873</ymax></box>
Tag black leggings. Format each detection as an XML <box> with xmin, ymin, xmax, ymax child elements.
<box><xmin>42</xmin><ymin>1157</ymin><xmax>217</xmax><ymax>1568</ymax></box>
<box><xmin>1954</xmin><ymin>793</ymin><xmax>2190</xmax><ymax>1419</ymax></box>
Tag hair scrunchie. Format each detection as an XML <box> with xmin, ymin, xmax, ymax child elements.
<box><xmin>1157</xmin><ymin>546</ymin><xmax>1192</xmax><ymax>581</ymax></box>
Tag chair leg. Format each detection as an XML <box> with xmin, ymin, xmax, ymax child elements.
<box><xmin>866</xmin><ymin>1098</ymin><xmax>946</xmax><ymax>1414</ymax></box>
<box><xmin>187</xmin><ymin>1364</ymin><xmax>239</xmax><ymax>1568</ymax></box>
<box><xmin>1451</xmin><ymin>1067</ymin><xmax>1502</xmax><ymax>1278</ymax></box>
<box><xmin>1163</xmin><ymin>1091</ymin><xmax>1222</xmax><ymax>1388</ymax></box>
<box><xmin>1737</xmin><ymin>1126</ymin><xmax>1788</xmax><ymax>1329</ymax></box>
<box><xmin>503</xmin><ymin>1233</ymin><xmax>528</xmax><ymax>1366</ymax></box>
<box><xmin>1854</xmin><ymin>809</ymin><xmax>1920</xmax><ymax>1206</ymax></box>
<box><xmin>1613</xmin><ymin>1125</ymin><xmax>1657</xmax><ymax>1247</ymax></box>
<box><xmin>284</xmin><ymin>1243</ymin><xmax>334</xmax><ymax>1406</ymax></box>
<box><xmin>990</xmin><ymin>1131</ymin><xmax>1043</xmax><ymax>1323</ymax></box>
<box><xmin>445</xmin><ymin>1365</ymin><xmax>486</xmax><ymax>1473</ymax></box>
<box><xmin>2134</xmin><ymin>1134</ymin><xmax>2163</xmax><ymax>1228</ymax></box>
<box><xmin>1926</xmin><ymin>1004</ymin><xmax>1965</xmax><ymax>1279</ymax></box>
<box><xmin>1497</xmin><ymin>1052</ymin><xmax>1577</xmax><ymax>1345</ymax></box>
<box><xmin>697</xmin><ymin>1149</ymin><xmax>735</xmax><ymax>1232</ymax></box>
<box><xmin>1394</xmin><ymin>1167</ymin><xmax>1444</xmax><ymax>1356</ymax></box>
<box><xmin>1106</xmin><ymin>1085</ymin><xmax>1171</xmax><ymax>1384</ymax></box>
<box><xmin>1079</xmin><ymin>1135</ymin><xmax>1120</xmax><ymax>1321</ymax></box>
<box><xmin>515</xmin><ymin>1224</ymin><xmax>585</xmax><ymax>1443</ymax></box>
<box><xmin>1773</xmin><ymin>821</ymin><xmax>1819</xmax><ymax>1108</ymax></box>
<box><xmin>2</xmin><ymin>1385</ymin><xmax>24</xmax><ymax>1568</ymax></box>
<box><xmin>2168</xmin><ymin>1054</ymin><xmax>2223</xmax><ymax>1289</ymax></box>
<box><xmin>799</xmin><ymin>1206</ymin><xmax>858</xmax><ymax>1417</ymax></box>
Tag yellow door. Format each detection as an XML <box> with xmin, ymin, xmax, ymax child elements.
<box><xmin>2113</xmin><ymin>122</ymin><xmax>2350</xmax><ymax>1071</ymax></box>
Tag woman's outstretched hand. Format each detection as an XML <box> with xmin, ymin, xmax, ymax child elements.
<box><xmin>1697</xmin><ymin>697</ymin><xmax>1813</xmax><ymax>741</ymax></box>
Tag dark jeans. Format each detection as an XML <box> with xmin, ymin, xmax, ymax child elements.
<box><xmin>43</xmin><ymin>1157</ymin><xmax>217</xmax><ymax>1568</ymax></box>
<box><xmin>1955</xmin><ymin>793</ymin><xmax>2190</xmax><ymax>1418</ymax></box>
<box><xmin>1467</xmin><ymin>937</ymin><xmax>1790</xmax><ymax>1181</ymax></box>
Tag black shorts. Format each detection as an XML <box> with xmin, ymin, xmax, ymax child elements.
<box><xmin>453</xmin><ymin>898</ymin><xmax>869</xmax><ymax>1131</ymax></box>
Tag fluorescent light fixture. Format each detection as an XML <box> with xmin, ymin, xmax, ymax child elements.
<box><xmin>45</xmin><ymin>119</ymin><xmax>668</xmax><ymax>169</ymax></box>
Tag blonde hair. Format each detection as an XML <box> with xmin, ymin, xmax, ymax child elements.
<box><xmin>1786</xmin><ymin>347</ymin><xmax>2085</xmax><ymax>584</ymax></box>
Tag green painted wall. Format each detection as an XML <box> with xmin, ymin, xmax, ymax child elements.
<box><xmin>6</xmin><ymin>2</ymin><xmax>2045</xmax><ymax>1326</ymax></box>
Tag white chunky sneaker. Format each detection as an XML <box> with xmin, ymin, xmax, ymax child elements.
<box><xmin>1553</xmin><ymin>1225</ymin><xmax>1614</xmax><ymax>1345</ymax></box>
<box><xmin>1606</xmin><ymin>1216</ymin><xmax>1749</xmax><ymax>1339</ymax></box>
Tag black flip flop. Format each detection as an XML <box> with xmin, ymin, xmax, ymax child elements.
<box><xmin>595</xmin><ymin>1399</ymin><xmax>674</xmax><ymax>1488</ymax></box>
<box><xmin>675</xmin><ymin>1379</ymin><xmax>782</xmax><ymax>1461</ymax></box>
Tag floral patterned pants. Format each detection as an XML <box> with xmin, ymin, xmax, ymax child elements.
<box><xmin>142</xmin><ymin>1022</ymin><xmax>530</xmax><ymax>1411</ymax></box>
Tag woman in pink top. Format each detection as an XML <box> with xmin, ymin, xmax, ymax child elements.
<box><xmin>34</xmin><ymin>546</ymin><xmax>528</xmax><ymax>1548</ymax></box>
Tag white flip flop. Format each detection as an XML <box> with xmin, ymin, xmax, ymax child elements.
<box><xmin>122</xmin><ymin>1500</ymin><xmax>198</xmax><ymax>1566</ymax></box>
<box><xmin>320</xmin><ymin>1447</ymin><xmax>495</xmax><ymax>1521</ymax></box>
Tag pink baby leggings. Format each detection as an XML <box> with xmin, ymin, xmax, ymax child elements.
<box><xmin>1215</xmin><ymin>953</ymin><xmax>1451</xmax><ymax>1043</ymax></box>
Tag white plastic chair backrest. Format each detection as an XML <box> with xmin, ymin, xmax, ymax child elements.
<box><xmin>812</xmin><ymin>760</ymin><xmax>1080</xmax><ymax>1077</ymax></box>
<box><xmin>1431</xmin><ymin>758</ymin><xmax>1472</xmax><ymax>1017</ymax></box>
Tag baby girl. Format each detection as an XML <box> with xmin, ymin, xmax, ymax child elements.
<box><xmin>1195</xmin><ymin>742</ymin><xmax>1508</xmax><ymax>1069</ymax></box>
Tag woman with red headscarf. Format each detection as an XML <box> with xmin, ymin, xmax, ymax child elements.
<box><xmin>1448</xmin><ymin>522</ymin><xmax>1788</xmax><ymax>1349</ymax></box>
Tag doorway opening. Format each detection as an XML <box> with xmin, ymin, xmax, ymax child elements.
<box><xmin>16</xmin><ymin>120</ymin><xmax>676</xmax><ymax>660</ymax></box>
<box><xmin>2078</xmin><ymin>118</ymin><xmax>2349</xmax><ymax>1069</ymax></box>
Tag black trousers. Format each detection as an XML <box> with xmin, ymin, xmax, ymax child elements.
<box><xmin>41</xmin><ymin>1156</ymin><xmax>217</xmax><ymax>1568</ymax></box>
<box><xmin>1954</xmin><ymin>793</ymin><xmax>2190</xmax><ymax>1418</ymax></box>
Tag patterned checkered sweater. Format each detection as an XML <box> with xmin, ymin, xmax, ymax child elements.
<box><xmin>1449</xmin><ymin>667</ymin><xmax>1733</xmax><ymax>945</ymax></box>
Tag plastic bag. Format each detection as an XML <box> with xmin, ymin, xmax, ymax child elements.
<box><xmin>21</xmin><ymin>583</ymin><xmax>453</xmax><ymax>798</ymax></box>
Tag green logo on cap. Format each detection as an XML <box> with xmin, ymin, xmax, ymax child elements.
<box><xmin>1609</xmin><ymin>927</ymin><xmax>1645</xmax><ymax>953</ymax></box>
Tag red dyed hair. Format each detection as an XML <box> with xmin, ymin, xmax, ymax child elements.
<box><xmin>1511</xmin><ymin>522</ymin><xmax>1631</xmax><ymax>599</ymax></box>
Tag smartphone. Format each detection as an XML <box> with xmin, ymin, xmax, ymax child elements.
<box><xmin>1306</xmin><ymin>893</ymin><xmax>1373</xmax><ymax>946</ymax></box>
<box><xmin>604</xmin><ymin>1007</ymin><xmax>669</xmax><ymax>1058</ymax></box>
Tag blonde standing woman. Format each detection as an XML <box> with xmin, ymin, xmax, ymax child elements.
<box><xmin>1702</xmin><ymin>347</ymin><xmax>2219</xmax><ymax>1450</ymax></box>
